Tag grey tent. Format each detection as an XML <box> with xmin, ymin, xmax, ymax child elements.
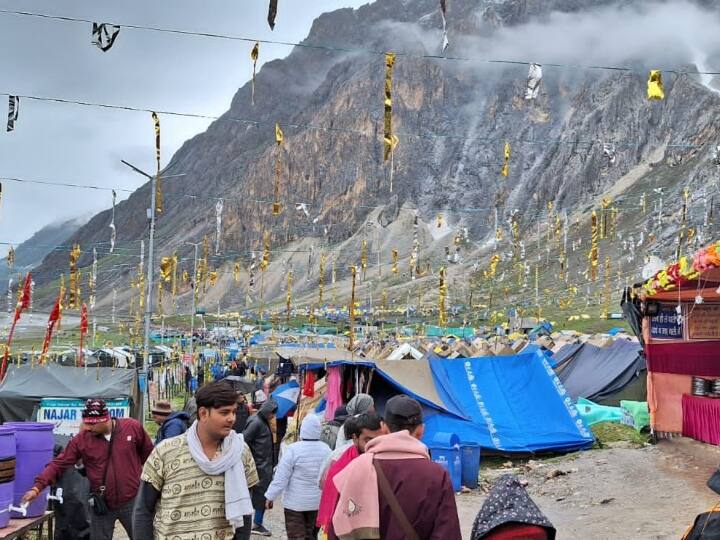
<box><xmin>0</xmin><ymin>364</ymin><xmax>138</xmax><ymax>422</ymax></box>
<box><xmin>552</xmin><ymin>343</ymin><xmax>584</xmax><ymax>373</ymax></box>
<box><xmin>557</xmin><ymin>340</ymin><xmax>646</xmax><ymax>405</ymax></box>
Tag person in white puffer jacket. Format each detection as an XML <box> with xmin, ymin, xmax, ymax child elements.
<box><xmin>264</xmin><ymin>414</ymin><xmax>331</xmax><ymax>540</ymax></box>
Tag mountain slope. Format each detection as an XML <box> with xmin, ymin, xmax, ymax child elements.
<box><xmin>32</xmin><ymin>0</ymin><xmax>720</xmax><ymax>319</ymax></box>
<box><xmin>1</xmin><ymin>217</ymin><xmax>85</xmax><ymax>282</ymax></box>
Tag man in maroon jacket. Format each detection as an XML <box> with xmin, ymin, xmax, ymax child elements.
<box><xmin>332</xmin><ymin>395</ymin><xmax>461</xmax><ymax>540</ymax></box>
<box><xmin>21</xmin><ymin>398</ymin><xmax>153</xmax><ymax>540</ymax></box>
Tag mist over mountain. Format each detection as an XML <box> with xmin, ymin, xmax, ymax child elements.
<box><xmin>29</xmin><ymin>0</ymin><xmax>720</xmax><ymax>317</ymax></box>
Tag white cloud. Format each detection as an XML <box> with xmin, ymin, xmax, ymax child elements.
<box><xmin>0</xmin><ymin>0</ymin><xmax>369</xmax><ymax>254</ymax></box>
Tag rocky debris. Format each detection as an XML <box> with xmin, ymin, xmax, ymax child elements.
<box><xmin>546</xmin><ymin>468</ymin><xmax>568</xmax><ymax>479</ymax></box>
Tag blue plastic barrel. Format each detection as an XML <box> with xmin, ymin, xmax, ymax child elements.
<box><xmin>429</xmin><ymin>432</ymin><xmax>461</xmax><ymax>492</ymax></box>
<box><xmin>460</xmin><ymin>443</ymin><xmax>482</xmax><ymax>489</ymax></box>
<box><xmin>4</xmin><ymin>422</ymin><xmax>54</xmax><ymax>518</ymax></box>
<box><xmin>0</xmin><ymin>427</ymin><xmax>15</xmax><ymax>528</ymax></box>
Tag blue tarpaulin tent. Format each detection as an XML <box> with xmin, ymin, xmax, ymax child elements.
<box><xmin>288</xmin><ymin>348</ymin><xmax>593</xmax><ymax>453</ymax></box>
<box><xmin>426</xmin><ymin>352</ymin><xmax>594</xmax><ymax>453</ymax></box>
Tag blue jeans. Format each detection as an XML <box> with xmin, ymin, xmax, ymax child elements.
<box><xmin>254</xmin><ymin>508</ymin><xmax>265</xmax><ymax>526</ymax></box>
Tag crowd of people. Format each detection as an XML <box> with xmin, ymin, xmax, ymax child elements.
<box><xmin>21</xmin><ymin>378</ymin><xmax>466</xmax><ymax>539</ymax></box>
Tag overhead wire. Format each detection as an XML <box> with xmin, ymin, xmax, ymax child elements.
<box><xmin>1</xmin><ymin>7</ymin><xmax>719</xmax><ymax>75</ymax></box>
<box><xmin>0</xmin><ymin>90</ymin><xmax>707</xmax><ymax>150</ymax></box>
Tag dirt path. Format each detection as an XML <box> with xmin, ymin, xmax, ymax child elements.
<box><xmin>114</xmin><ymin>438</ymin><xmax>720</xmax><ymax>539</ymax></box>
<box><xmin>456</xmin><ymin>438</ymin><xmax>720</xmax><ymax>540</ymax></box>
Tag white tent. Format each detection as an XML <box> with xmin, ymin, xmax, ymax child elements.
<box><xmin>110</xmin><ymin>348</ymin><xmax>135</xmax><ymax>368</ymax></box>
<box><xmin>387</xmin><ymin>343</ymin><xmax>424</xmax><ymax>361</ymax></box>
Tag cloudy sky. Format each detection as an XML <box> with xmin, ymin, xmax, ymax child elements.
<box><xmin>0</xmin><ymin>0</ymin><xmax>370</xmax><ymax>254</ymax></box>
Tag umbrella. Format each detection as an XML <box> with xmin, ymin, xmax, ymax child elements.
<box><xmin>271</xmin><ymin>380</ymin><xmax>300</xmax><ymax>419</ymax></box>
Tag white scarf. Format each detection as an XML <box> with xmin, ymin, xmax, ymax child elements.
<box><xmin>186</xmin><ymin>421</ymin><xmax>253</xmax><ymax>530</ymax></box>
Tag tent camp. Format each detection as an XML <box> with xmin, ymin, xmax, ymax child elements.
<box><xmin>555</xmin><ymin>340</ymin><xmax>646</xmax><ymax>405</ymax></box>
<box><xmin>0</xmin><ymin>364</ymin><xmax>139</xmax><ymax>422</ymax></box>
<box><xmin>287</xmin><ymin>348</ymin><xmax>593</xmax><ymax>454</ymax></box>
<box><xmin>426</xmin><ymin>352</ymin><xmax>594</xmax><ymax>453</ymax></box>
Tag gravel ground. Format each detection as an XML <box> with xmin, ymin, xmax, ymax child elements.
<box><xmin>456</xmin><ymin>437</ymin><xmax>720</xmax><ymax>540</ymax></box>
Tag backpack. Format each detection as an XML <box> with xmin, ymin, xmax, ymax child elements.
<box><xmin>319</xmin><ymin>423</ymin><xmax>340</xmax><ymax>449</ymax></box>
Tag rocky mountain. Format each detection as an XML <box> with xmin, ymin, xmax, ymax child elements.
<box><xmin>1</xmin><ymin>217</ymin><xmax>85</xmax><ymax>283</ymax></box>
<box><xmin>31</xmin><ymin>0</ymin><xmax>720</xmax><ymax>320</ymax></box>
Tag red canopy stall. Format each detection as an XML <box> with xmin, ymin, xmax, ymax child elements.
<box><xmin>628</xmin><ymin>242</ymin><xmax>720</xmax><ymax>442</ymax></box>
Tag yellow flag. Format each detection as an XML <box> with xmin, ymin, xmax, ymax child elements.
<box><xmin>348</xmin><ymin>267</ymin><xmax>357</xmax><ymax>348</ymax></box>
<box><xmin>286</xmin><ymin>270</ymin><xmax>293</xmax><ymax>323</ymax></box>
<box><xmin>588</xmin><ymin>210</ymin><xmax>599</xmax><ymax>281</ymax></box>
<box><xmin>501</xmin><ymin>141</ymin><xmax>510</xmax><ymax>177</ymax></box>
<box><xmin>273</xmin><ymin>122</ymin><xmax>284</xmax><ymax>215</ymax></box>
<box><xmin>159</xmin><ymin>257</ymin><xmax>173</xmax><ymax>282</ymax></box>
<box><xmin>261</xmin><ymin>232</ymin><xmax>271</xmax><ymax>271</ymax></box>
<box><xmin>151</xmin><ymin>112</ymin><xmax>163</xmax><ymax>213</ymax></box>
<box><xmin>319</xmin><ymin>252</ymin><xmax>326</xmax><ymax>305</ymax></box>
<box><xmin>250</xmin><ymin>42</ymin><xmax>260</xmax><ymax>106</ymax></box>
<box><xmin>383</xmin><ymin>52</ymin><xmax>396</xmax><ymax>161</ymax></box>
<box><xmin>208</xmin><ymin>271</ymin><xmax>218</xmax><ymax>286</ymax></box>
<box><xmin>647</xmin><ymin>70</ymin><xmax>664</xmax><ymax>100</ymax></box>
<box><xmin>438</xmin><ymin>267</ymin><xmax>447</xmax><ymax>326</ymax></box>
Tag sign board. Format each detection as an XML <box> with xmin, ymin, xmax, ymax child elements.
<box><xmin>688</xmin><ymin>304</ymin><xmax>720</xmax><ymax>340</ymax></box>
<box><xmin>649</xmin><ymin>306</ymin><xmax>683</xmax><ymax>340</ymax></box>
<box><xmin>38</xmin><ymin>398</ymin><xmax>130</xmax><ymax>436</ymax></box>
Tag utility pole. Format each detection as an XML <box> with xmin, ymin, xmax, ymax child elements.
<box><xmin>121</xmin><ymin>160</ymin><xmax>184</xmax><ymax>422</ymax></box>
<box><xmin>186</xmin><ymin>242</ymin><xmax>200</xmax><ymax>357</ymax></box>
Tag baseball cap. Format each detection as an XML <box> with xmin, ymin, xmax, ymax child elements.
<box><xmin>82</xmin><ymin>398</ymin><xmax>110</xmax><ymax>424</ymax></box>
<box><xmin>385</xmin><ymin>395</ymin><xmax>423</xmax><ymax>427</ymax></box>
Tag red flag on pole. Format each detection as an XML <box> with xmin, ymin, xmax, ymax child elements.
<box><xmin>2</xmin><ymin>272</ymin><xmax>32</xmax><ymax>380</ymax></box>
<box><xmin>39</xmin><ymin>296</ymin><xmax>62</xmax><ymax>365</ymax></box>
<box><xmin>12</xmin><ymin>272</ymin><xmax>31</xmax><ymax>323</ymax></box>
<box><xmin>19</xmin><ymin>272</ymin><xmax>31</xmax><ymax>310</ymax></box>
<box><xmin>79</xmin><ymin>303</ymin><xmax>88</xmax><ymax>367</ymax></box>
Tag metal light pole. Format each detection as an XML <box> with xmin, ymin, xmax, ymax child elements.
<box><xmin>120</xmin><ymin>160</ymin><xmax>184</xmax><ymax>421</ymax></box>
<box><xmin>185</xmin><ymin>242</ymin><xmax>200</xmax><ymax>356</ymax></box>
<box><xmin>121</xmin><ymin>160</ymin><xmax>155</xmax><ymax>422</ymax></box>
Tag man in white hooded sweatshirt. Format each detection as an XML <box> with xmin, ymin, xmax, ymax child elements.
<box><xmin>264</xmin><ymin>414</ymin><xmax>331</xmax><ymax>540</ymax></box>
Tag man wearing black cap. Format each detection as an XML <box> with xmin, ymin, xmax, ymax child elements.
<box><xmin>331</xmin><ymin>395</ymin><xmax>461</xmax><ymax>540</ymax></box>
<box><xmin>22</xmin><ymin>398</ymin><xmax>153</xmax><ymax>540</ymax></box>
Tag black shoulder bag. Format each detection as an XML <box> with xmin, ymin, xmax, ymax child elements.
<box><xmin>373</xmin><ymin>460</ymin><xmax>420</xmax><ymax>540</ymax></box>
<box><xmin>89</xmin><ymin>423</ymin><xmax>115</xmax><ymax>516</ymax></box>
